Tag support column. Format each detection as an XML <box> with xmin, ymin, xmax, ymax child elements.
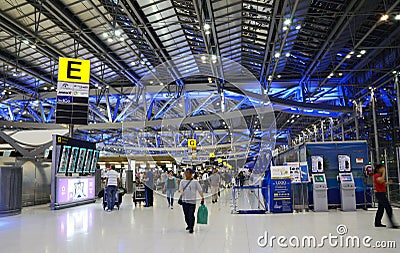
<box><xmin>354</xmin><ymin>108</ymin><xmax>360</xmax><ymax>140</ymax></box>
<box><xmin>314</xmin><ymin>125</ymin><xmax>317</xmax><ymax>142</ymax></box>
<box><xmin>395</xmin><ymin>74</ymin><xmax>400</xmax><ymax>127</ymax></box>
<box><xmin>69</xmin><ymin>124</ymin><xmax>74</xmax><ymax>137</ymax></box>
<box><xmin>341</xmin><ymin>123</ymin><xmax>345</xmax><ymax>141</ymax></box>
<box><xmin>371</xmin><ymin>90</ymin><xmax>380</xmax><ymax>161</ymax></box>
<box><xmin>321</xmin><ymin>120</ymin><xmax>325</xmax><ymax>142</ymax></box>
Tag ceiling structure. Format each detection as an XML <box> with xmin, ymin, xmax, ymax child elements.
<box><xmin>1</xmin><ymin>0</ymin><xmax>400</xmax><ymax>167</ymax></box>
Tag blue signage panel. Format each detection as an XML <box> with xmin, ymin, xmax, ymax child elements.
<box><xmin>269</xmin><ymin>179</ymin><xmax>292</xmax><ymax>213</ymax></box>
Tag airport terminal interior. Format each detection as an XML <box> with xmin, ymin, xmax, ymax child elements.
<box><xmin>1</xmin><ymin>0</ymin><xmax>400</xmax><ymax>252</ymax></box>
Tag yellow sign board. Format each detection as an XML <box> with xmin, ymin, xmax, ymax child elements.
<box><xmin>188</xmin><ymin>139</ymin><xmax>196</xmax><ymax>148</ymax></box>
<box><xmin>217</xmin><ymin>158</ymin><xmax>223</xmax><ymax>163</ymax></box>
<box><xmin>58</xmin><ymin>57</ymin><xmax>91</xmax><ymax>83</ymax></box>
<box><xmin>209</xmin><ymin>152</ymin><xmax>215</xmax><ymax>158</ymax></box>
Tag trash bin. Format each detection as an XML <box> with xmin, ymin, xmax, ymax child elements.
<box><xmin>0</xmin><ymin>166</ymin><xmax>22</xmax><ymax>217</ymax></box>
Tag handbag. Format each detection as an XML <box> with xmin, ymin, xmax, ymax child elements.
<box><xmin>178</xmin><ymin>179</ymin><xmax>193</xmax><ymax>205</ymax></box>
<box><xmin>197</xmin><ymin>204</ymin><xmax>208</xmax><ymax>224</ymax></box>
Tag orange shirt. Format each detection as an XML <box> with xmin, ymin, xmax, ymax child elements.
<box><xmin>374</xmin><ymin>173</ymin><xmax>386</xmax><ymax>192</ymax></box>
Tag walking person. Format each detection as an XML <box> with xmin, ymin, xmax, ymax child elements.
<box><xmin>165</xmin><ymin>171</ymin><xmax>177</xmax><ymax>209</ymax></box>
<box><xmin>209</xmin><ymin>168</ymin><xmax>221</xmax><ymax>203</ymax></box>
<box><xmin>374</xmin><ymin>164</ymin><xmax>398</xmax><ymax>228</ymax></box>
<box><xmin>105</xmin><ymin>166</ymin><xmax>120</xmax><ymax>212</ymax></box>
<box><xmin>202</xmin><ymin>171</ymin><xmax>209</xmax><ymax>193</ymax></box>
<box><xmin>143</xmin><ymin>168</ymin><xmax>154</xmax><ymax>207</ymax></box>
<box><xmin>179</xmin><ymin>169</ymin><xmax>204</xmax><ymax>234</ymax></box>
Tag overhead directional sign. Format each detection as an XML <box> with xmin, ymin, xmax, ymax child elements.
<box><xmin>188</xmin><ymin>139</ymin><xmax>196</xmax><ymax>148</ymax></box>
<box><xmin>56</xmin><ymin>57</ymin><xmax>90</xmax><ymax>125</ymax></box>
<box><xmin>58</xmin><ymin>57</ymin><xmax>91</xmax><ymax>83</ymax></box>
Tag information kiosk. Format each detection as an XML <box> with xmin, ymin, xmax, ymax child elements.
<box><xmin>338</xmin><ymin>155</ymin><xmax>356</xmax><ymax>211</ymax></box>
<box><xmin>311</xmin><ymin>156</ymin><xmax>328</xmax><ymax>212</ymax></box>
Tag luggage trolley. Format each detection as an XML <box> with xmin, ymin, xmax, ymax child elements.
<box><xmin>133</xmin><ymin>183</ymin><xmax>146</xmax><ymax>205</ymax></box>
<box><xmin>103</xmin><ymin>187</ymin><xmax>124</xmax><ymax>210</ymax></box>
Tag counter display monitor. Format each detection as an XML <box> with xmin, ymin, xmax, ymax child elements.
<box><xmin>58</xmin><ymin>146</ymin><xmax>71</xmax><ymax>173</ymax></box>
<box><xmin>340</xmin><ymin>174</ymin><xmax>353</xmax><ymax>182</ymax></box>
<box><xmin>314</xmin><ymin>175</ymin><xmax>325</xmax><ymax>183</ymax></box>
<box><xmin>56</xmin><ymin>177</ymin><xmax>95</xmax><ymax>204</ymax></box>
<box><xmin>90</xmin><ymin>150</ymin><xmax>99</xmax><ymax>173</ymax></box>
<box><xmin>75</xmin><ymin>148</ymin><xmax>87</xmax><ymax>173</ymax></box>
<box><xmin>83</xmin><ymin>149</ymin><xmax>93</xmax><ymax>173</ymax></box>
<box><xmin>67</xmin><ymin>147</ymin><xmax>79</xmax><ymax>173</ymax></box>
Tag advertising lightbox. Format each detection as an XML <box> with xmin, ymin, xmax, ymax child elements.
<box><xmin>56</xmin><ymin>177</ymin><xmax>95</xmax><ymax>204</ymax></box>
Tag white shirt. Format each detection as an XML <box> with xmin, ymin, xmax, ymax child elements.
<box><xmin>179</xmin><ymin>179</ymin><xmax>202</xmax><ymax>205</ymax></box>
<box><xmin>106</xmin><ymin>170</ymin><xmax>119</xmax><ymax>186</ymax></box>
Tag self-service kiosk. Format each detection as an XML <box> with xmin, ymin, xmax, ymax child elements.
<box><xmin>312</xmin><ymin>174</ymin><xmax>328</xmax><ymax>212</ymax></box>
<box><xmin>339</xmin><ymin>173</ymin><xmax>356</xmax><ymax>211</ymax></box>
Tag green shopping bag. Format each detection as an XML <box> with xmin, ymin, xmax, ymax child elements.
<box><xmin>197</xmin><ymin>204</ymin><xmax>208</xmax><ymax>224</ymax></box>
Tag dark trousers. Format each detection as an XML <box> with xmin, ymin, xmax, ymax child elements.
<box><xmin>375</xmin><ymin>192</ymin><xmax>395</xmax><ymax>226</ymax></box>
<box><xmin>106</xmin><ymin>185</ymin><xmax>117</xmax><ymax>210</ymax></box>
<box><xmin>145</xmin><ymin>185</ymin><xmax>153</xmax><ymax>206</ymax></box>
<box><xmin>182</xmin><ymin>203</ymin><xmax>196</xmax><ymax>229</ymax></box>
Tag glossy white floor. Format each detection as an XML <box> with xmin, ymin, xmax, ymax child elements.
<box><xmin>0</xmin><ymin>190</ymin><xmax>399</xmax><ymax>253</ymax></box>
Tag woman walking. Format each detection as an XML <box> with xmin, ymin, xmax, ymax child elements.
<box><xmin>179</xmin><ymin>169</ymin><xmax>204</xmax><ymax>234</ymax></box>
<box><xmin>165</xmin><ymin>171</ymin><xmax>177</xmax><ymax>209</ymax></box>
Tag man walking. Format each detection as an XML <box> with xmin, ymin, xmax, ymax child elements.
<box><xmin>143</xmin><ymin>167</ymin><xmax>154</xmax><ymax>207</ymax></box>
<box><xmin>374</xmin><ymin>164</ymin><xmax>398</xmax><ymax>228</ymax></box>
<box><xmin>105</xmin><ymin>166</ymin><xmax>120</xmax><ymax>212</ymax></box>
<box><xmin>209</xmin><ymin>168</ymin><xmax>221</xmax><ymax>203</ymax></box>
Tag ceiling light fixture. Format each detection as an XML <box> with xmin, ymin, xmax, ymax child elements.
<box><xmin>295</xmin><ymin>25</ymin><xmax>301</xmax><ymax>30</ymax></box>
<box><xmin>360</xmin><ymin>50</ymin><xmax>366</xmax><ymax>55</ymax></box>
<box><xmin>285</xmin><ymin>52</ymin><xmax>291</xmax><ymax>57</ymax></box>
<box><xmin>274</xmin><ymin>52</ymin><xmax>281</xmax><ymax>58</ymax></box>
<box><xmin>380</xmin><ymin>14</ymin><xmax>389</xmax><ymax>22</ymax></box>
<box><xmin>338</xmin><ymin>73</ymin><xmax>343</xmax><ymax>76</ymax></box>
<box><xmin>159</xmin><ymin>82</ymin><xmax>164</xmax><ymax>86</ymax></box>
<box><xmin>115</xmin><ymin>29</ymin><xmax>122</xmax><ymax>37</ymax></box>
<box><xmin>283</xmin><ymin>19</ymin><xmax>291</xmax><ymax>26</ymax></box>
<box><xmin>203</xmin><ymin>23</ymin><xmax>211</xmax><ymax>30</ymax></box>
<box><xmin>283</xmin><ymin>26</ymin><xmax>288</xmax><ymax>31</ymax></box>
<box><xmin>107</xmin><ymin>37</ymin><xmax>113</xmax><ymax>43</ymax></box>
<box><xmin>356</xmin><ymin>54</ymin><xmax>362</xmax><ymax>58</ymax></box>
<box><xmin>395</xmin><ymin>14</ymin><xmax>400</xmax><ymax>20</ymax></box>
<box><xmin>345</xmin><ymin>55</ymin><xmax>351</xmax><ymax>59</ymax></box>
